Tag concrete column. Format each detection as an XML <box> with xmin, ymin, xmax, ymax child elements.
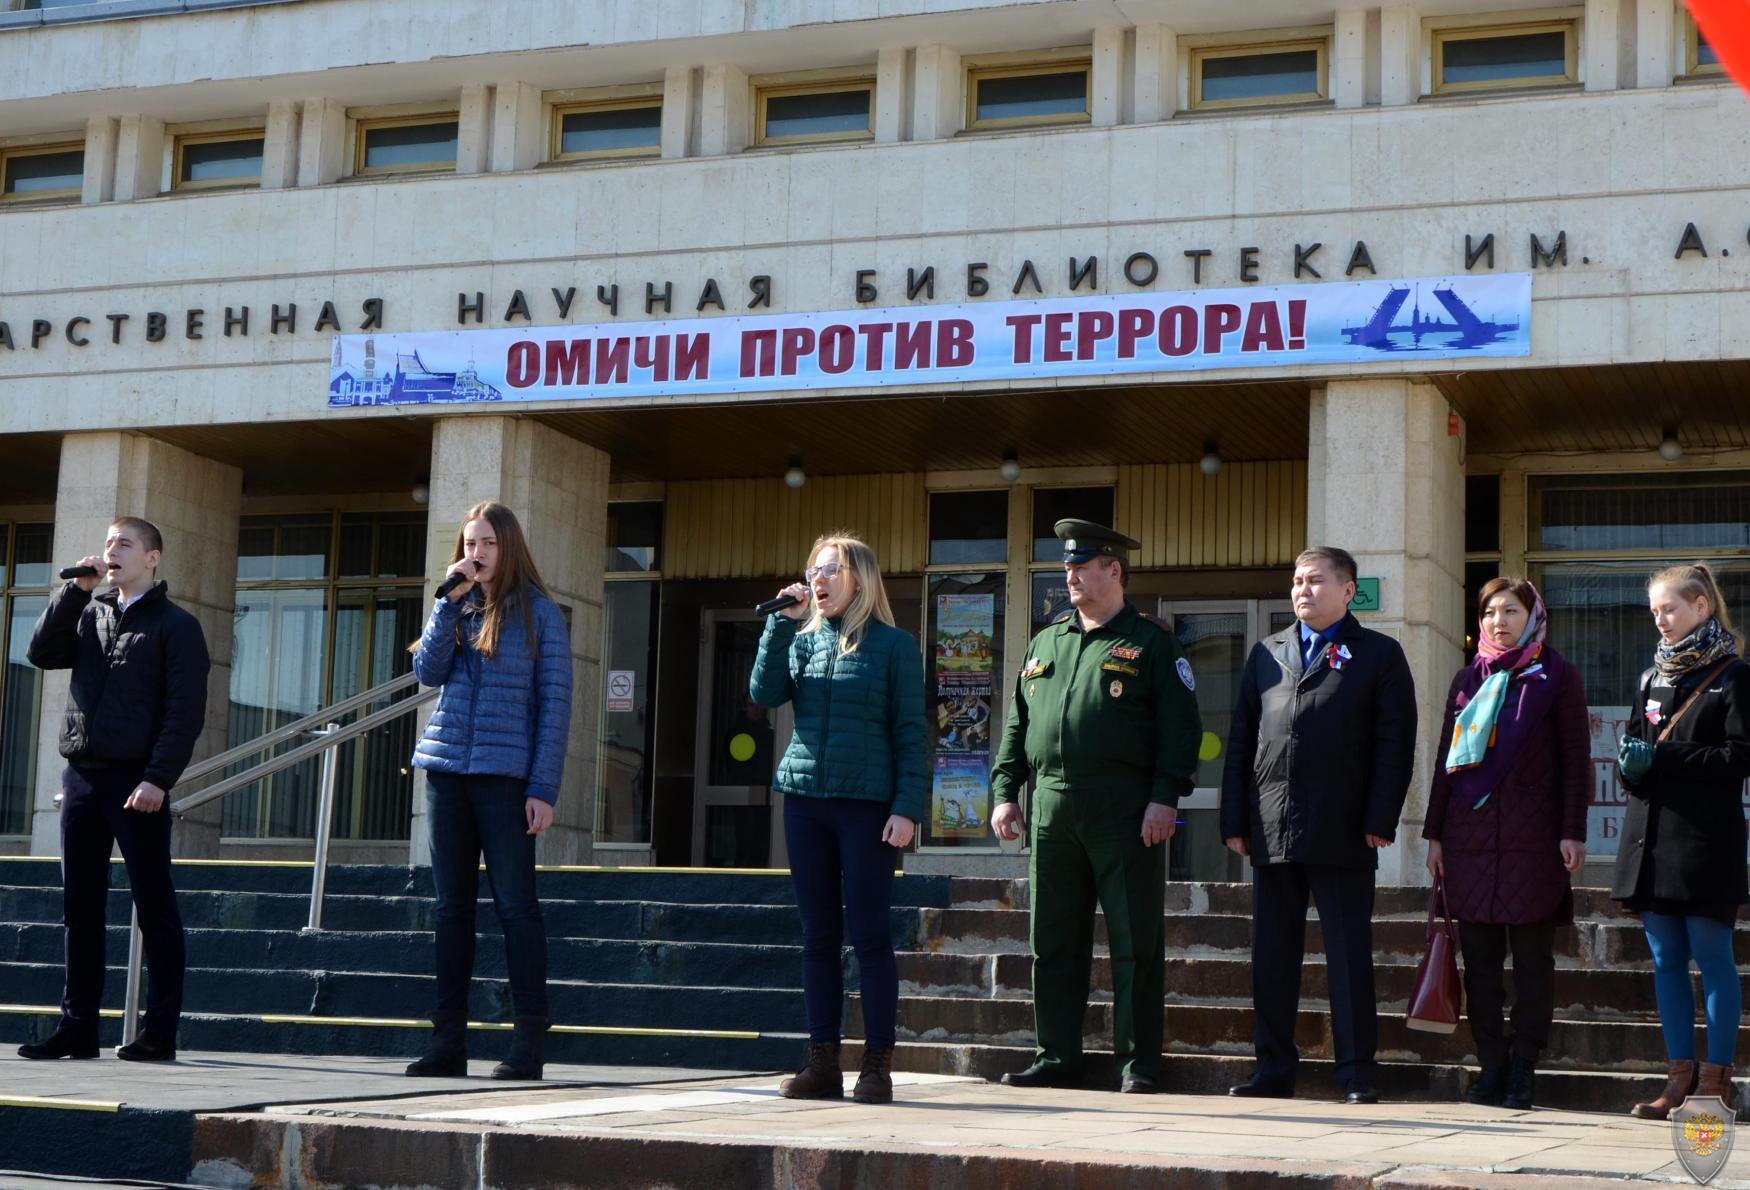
<box><xmin>698</xmin><ymin>65</ymin><xmax>750</xmax><ymax>156</ymax></box>
<box><xmin>1132</xmin><ymin>24</ymin><xmax>1177</xmax><ymax>124</ymax></box>
<box><xmin>456</xmin><ymin>83</ymin><xmax>494</xmax><ymax>175</ymax></box>
<box><xmin>260</xmin><ymin>100</ymin><xmax>301</xmax><ymax>190</ymax></box>
<box><xmin>296</xmin><ymin>97</ymin><xmax>347</xmax><ymax>187</ymax></box>
<box><xmin>490</xmin><ymin>80</ymin><xmax>544</xmax><ymax>172</ymax></box>
<box><xmin>1333</xmin><ymin>8</ymin><xmax>1368</xmax><ymax>108</ymax></box>
<box><xmin>112</xmin><ymin>115</ymin><xmax>165</xmax><ymax>201</ymax></box>
<box><xmin>1380</xmin><ymin>6</ymin><xmax>1422</xmax><ymax>107</ymax></box>
<box><xmin>81</xmin><ymin>116</ymin><xmax>117</xmax><ymax>205</ymax></box>
<box><xmin>31</xmin><ymin>433</ymin><xmax>242</xmax><ymax>859</ymax></box>
<box><xmin>414</xmin><ymin>417</ymin><xmax>609</xmax><ymax>866</ymax></box>
<box><xmin>660</xmin><ymin>65</ymin><xmax>696</xmax><ymax>159</ymax></box>
<box><xmin>1585</xmin><ymin>0</ymin><xmax>1632</xmax><ymax>90</ymax></box>
<box><xmin>1636</xmin><ymin>0</ymin><xmax>1677</xmax><ymax>87</ymax></box>
<box><xmin>874</xmin><ymin>46</ymin><xmax>908</xmax><ymax>143</ymax></box>
<box><xmin>1308</xmin><ymin>379</ymin><xmax>1464</xmax><ymax>887</ymax></box>
<box><xmin>1090</xmin><ymin>26</ymin><xmax>1124</xmax><ymax>127</ymax></box>
<box><xmin>911</xmin><ymin>45</ymin><xmax>962</xmax><ymax>140</ymax></box>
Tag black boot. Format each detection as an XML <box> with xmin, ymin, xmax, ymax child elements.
<box><xmin>116</xmin><ymin>1031</ymin><xmax>177</xmax><ymax>1062</ymax></box>
<box><xmin>1467</xmin><ymin>1064</ymin><xmax>1509</xmax><ymax>1106</ymax></box>
<box><xmin>492</xmin><ymin>1016</ymin><xmax>548</xmax><ymax>1080</ymax></box>
<box><xmin>17</xmin><ymin>1020</ymin><xmax>99</xmax><ymax>1061</ymax></box>
<box><xmin>405</xmin><ymin>1011</ymin><xmax>469</xmax><ymax>1077</ymax></box>
<box><xmin>1501</xmin><ymin>1057</ymin><xmax>1537</xmax><ymax>1110</ymax></box>
<box><xmin>780</xmin><ymin>1042</ymin><xmax>844</xmax><ymax>1100</ymax></box>
<box><xmin>853</xmin><ymin>1046</ymin><xmax>894</xmax><ymax>1104</ymax></box>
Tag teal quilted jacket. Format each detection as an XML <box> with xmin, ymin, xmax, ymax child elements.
<box><xmin>748</xmin><ymin>613</ymin><xmax>928</xmax><ymax>822</ymax></box>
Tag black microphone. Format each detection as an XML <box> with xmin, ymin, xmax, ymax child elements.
<box><xmin>754</xmin><ymin>593</ymin><xmax>803</xmax><ymax>616</ymax></box>
<box><xmin>59</xmin><ymin>565</ymin><xmax>99</xmax><ymax>580</ymax></box>
<box><xmin>434</xmin><ymin>570</ymin><xmax>474</xmax><ymax>600</ymax></box>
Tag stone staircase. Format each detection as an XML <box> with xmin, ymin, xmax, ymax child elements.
<box><xmin>0</xmin><ymin>858</ymin><xmax>1731</xmax><ymax>1114</ymax></box>
<box><xmin>846</xmin><ymin>877</ymin><xmax>1741</xmax><ymax>1113</ymax></box>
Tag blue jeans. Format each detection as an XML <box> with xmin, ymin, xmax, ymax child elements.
<box><xmin>784</xmin><ymin>795</ymin><xmax>899</xmax><ymax>1049</ymax></box>
<box><xmin>1643</xmin><ymin>911</ymin><xmax>1741</xmax><ymax>1066</ymax></box>
<box><xmin>425</xmin><ymin>772</ymin><xmax>548</xmax><ymax>1019</ymax></box>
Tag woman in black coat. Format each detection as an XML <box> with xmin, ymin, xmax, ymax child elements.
<box><xmin>1612</xmin><ymin>563</ymin><xmax>1750</xmax><ymax>1120</ymax></box>
<box><xmin>1425</xmin><ymin>578</ymin><xmax>1589</xmax><ymax>1110</ymax></box>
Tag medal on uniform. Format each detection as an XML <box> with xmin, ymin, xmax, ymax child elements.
<box><xmin>1029</xmin><ymin>682</ymin><xmax>1037</xmax><ymax>698</ymax></box>
<box><xmin>1109</xmin><ymin>679</ymin><xmax>1124</xmax><ymax>698</ymax></box>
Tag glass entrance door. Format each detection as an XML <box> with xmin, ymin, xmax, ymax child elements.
<box><xmin>1157</xmin><ymin>599</ymin><xmax>1290</xmax><ymax>882</ymax></box>
<box><xmin>692</xmin><ymin>611</ymin><xmax>792</xmax><ymax>868</ymax></box>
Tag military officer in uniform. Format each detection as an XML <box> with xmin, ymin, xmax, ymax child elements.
<box><xmin>990</xmin><ymin>519</ymin><xmax>1203</xmax><ymax>1093</ymax></box>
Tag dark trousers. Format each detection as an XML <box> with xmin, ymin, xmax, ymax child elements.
<box><xmin>1251</xmin><ymin>861</ymin><xmax>1378</xmax><ymax>1087</ymax></box>
<box><xmin>426</xmin><ymin>772</ymin><xmax>548</xmax><ymax>1019</ymax></box>
<box><xmin>784</xmin><ymin>795</ymin><xmax>899</xmax><ymax>1049</ymax></box>
<box><xmin>60</xmin><ymin>764</ymin><xmax>185</xmax><ymax>1037</ymax></box>
<box><xmin>1457</xmin><ymin>920</ymin><xmax>1556</xmax><ymax>1068</ymax></box>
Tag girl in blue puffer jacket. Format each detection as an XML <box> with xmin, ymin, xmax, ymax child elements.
<box><xmin>751</xmin><ymin>532</ymin><xmax>928</xmax><ymax>1107</ymax></box>
<box><xmin>405</xmin><ymin>501</ymin><xmax>572</xmax><ymax>1082</ymax></box>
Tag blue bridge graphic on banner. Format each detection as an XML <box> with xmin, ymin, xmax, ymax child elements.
<box><xmin>1340</xmin><ymin>283</ymin><xmax>1520</xmax><ymax>352</ymax></box>
<box><xmin>328</xmin><ymin>338</ymin><xmax>503</xmax><ymax>407</ymax></box>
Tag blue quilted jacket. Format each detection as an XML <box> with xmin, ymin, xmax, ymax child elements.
<box><xmin>749</xmin><ymin>613</ymin><xmax>928</xmax><ymax>823</ymax></box>
<box><xmin>411</xmin><ymin>589</ymin><xmax>573</xmax><ymax>804</ymax></box>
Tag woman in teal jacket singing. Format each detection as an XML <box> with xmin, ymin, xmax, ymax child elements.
<box><xmin>751</xmin><ymin>531</ymin><xmax>928</xmax><ymax>1107</ymax></box>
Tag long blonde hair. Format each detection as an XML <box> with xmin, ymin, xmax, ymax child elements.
<box><xmin>1649</xmin><ymin>562</ymin><xmax>1744</xmax><ymax>651</ymax></box>
<box><xmin>802</xmin><ymin>532</ymin><xmax>894</xmax><ymax>655</ymax></box>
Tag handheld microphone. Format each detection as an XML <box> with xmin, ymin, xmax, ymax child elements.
<box><xmin>59</xmin><ymin>565</ymin><xmax>99</xmax><ymax>580</ymax></box>
<box><xmin>434</xmin><ymin>570</ymin><xmax>473</xmax><ymax>600</ymax></box>
<box><xmin>754</xmin><ymin>593</ymin><xmax>803</xmax><ymax>616</ymax></box>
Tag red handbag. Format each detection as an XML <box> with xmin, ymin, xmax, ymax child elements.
<box><xmin>1406</xmin><ymin>878</ymin><xmax>1462</xmax><ymax>1034</ymax></box>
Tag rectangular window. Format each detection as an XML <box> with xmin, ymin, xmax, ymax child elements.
<box><xmin>1690</xmin><ymin>17</ymin><xmax>1723</xmax><ymax>75</ymax></box>
<box><xmin>1465</xmin><ymin>474</ymin><xmax>1501</xmax><ymax>553</ymax></box>
<box><xmin>1189</xmin><ymin>41</ymin><xmax>1327</xmax><ymax>110</ymax></box>
<box><xmin>1</xmin><ymin>143</ymin><xmax>83</xmax><ymax>203</ymax></box>
<box><xmin>755</xmin><ymin>80</ymin><xmax>875</xmax><ymax>146</ymax></box>
<box><xmin>0</xmin><ymin>521</ymin><xmax>51</xmax><ymax>837</ymax></box>
<box><xmin>1433</xmin><ymin>22</ymin><xmax>1577</xmax><ymax>93</ymax></box>
<box><xmin>552</xmin><ymin>98</ymin><xmax>662</xmax><ymax>162</ymax></box>
<box><xmin>355</xmin><ymin>115</ymin><xmax>459</xmax><ymax>176</ymax></box>
<box><xmin>173</xmin><ymin>131</ymin><xmax>264</xmax><ymax>191</ymax></box>
<box><xmin>966</xmin><ymin>60</ymin><xmax>1091</xmax><ymax>131</ymax></box>
<box><xmin>1031</xmin><ymin>486</ymin><xmax>1116</xmax><ymax>562</ymax></box>
<box><xmin>596</xmin><ymin>580</ymin><xmax>660</xmax><ymax>846</ymax></box>
<box><xmin>929</xmin><ymin>490</ymin><xmax>1009</xmax><ymax>566</ymax></box>
<box><xmin>606</xmin><ymin>501</ymin><xmax>663</xmax><ymax>573</ymax></box>
<box><xmin>921</xmin><ymin>573</ymin><xmax>1005</xmax><ymax>849</ymax></box>
<box><xmin>1531</xmin><ymin>472</ymin><xmax>1750</xmax><ymax>552</ymax></box>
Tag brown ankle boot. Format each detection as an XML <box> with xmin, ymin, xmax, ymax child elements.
<box><xmin>780</xmin><ymin>1042</ymin><xmax>843</xmax><ymax>1100</ymax></box>
<box><xmin>1696</xmin><ymin>1062</ymin><xmax>1739</xmax><ymax>1112</ymax></box>
<box><xmin>1632</xmin><ymin>1059</ymin><xmax>1698</xmax><ymax>1119</ymax></box>
<box><xmin>853</xmin><ymin>1046</ymin><xmax>894</xmax><ymax>1104</ymax></box>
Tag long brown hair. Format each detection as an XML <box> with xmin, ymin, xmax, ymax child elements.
<box><xmin>413</xmin><ymin>502</ymin><xmax>553</xmax><ymax>660</ymax></box>
<box><xmin>1649</xmin><ymin>562</ymin><xmax>1744</xmax><ymax>651</ymax></box>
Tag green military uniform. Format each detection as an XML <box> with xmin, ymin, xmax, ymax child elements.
<box><xmin>989</xmin><ymin>520</ymin><xmax>1202</xmax><ymax>1086</ymax></box>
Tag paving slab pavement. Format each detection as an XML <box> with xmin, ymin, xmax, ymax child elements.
<box><xmin>242</xmin><ymin>1072</ymin><xmax>1750</xmax><ymax>1189</ymax></box>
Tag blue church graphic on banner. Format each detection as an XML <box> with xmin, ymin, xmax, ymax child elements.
<box><xmin>328</xmin><ymin>338</ymin><xmax>504</xmax><ymax>407</ymax></box>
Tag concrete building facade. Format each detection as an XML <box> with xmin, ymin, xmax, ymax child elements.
<box><xmin>0</xmin><ymin>0</ymin><xmax>1745</xmax><ymax>887</ymax></box>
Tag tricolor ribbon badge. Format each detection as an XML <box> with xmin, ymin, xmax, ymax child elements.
<box><xmin>1327</xmin><ymin>643</ymin><xmax>1352</xmax><ymax>671</ymax></box>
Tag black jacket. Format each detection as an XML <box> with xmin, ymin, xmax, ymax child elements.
<box><xmin>1610</xmin><ymin>659</ymin><xmax>1750</xmax><ymax>908</ymax></box>
<box><xmin>28</xmin><ymin>580</ymin><xmax>211</xmax><ymax>790</ymax></box>
<box><xmin>1219</xmin><ymin>614</ymin><xmax>1418</xmax><ymax>869</ymax></box>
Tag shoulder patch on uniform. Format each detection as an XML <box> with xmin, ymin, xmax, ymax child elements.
<box><xmin>1052</xmin><ymin>609</ymin><xmax>1076</xmax><ymax>624</ymax></box>
<box><xmin>1176</xmin><ymin>657</ymin><xmax>1196</xmax><ymax>691</ymax></box>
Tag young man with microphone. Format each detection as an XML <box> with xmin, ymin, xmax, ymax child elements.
<box><xmin>18</xmin><ymin>517</ymin><xmax>210</xmax><ymax>1062</ymax></box>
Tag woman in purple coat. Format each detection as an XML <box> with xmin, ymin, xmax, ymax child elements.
<box><xmin>1425</xmin><ymin>577</ymin><xmax>1589</xmax><ymax>1109</ymax></box>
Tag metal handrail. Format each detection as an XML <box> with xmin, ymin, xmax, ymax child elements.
<box><xmin>121</xmin><ymin>681</ymin><xmax>437</xmax><ymax>1045</ymax></box>
<box><xmin>175</xmin><ymin>671</ymin><xmax>422</xmax><ymax>787</ymax></box>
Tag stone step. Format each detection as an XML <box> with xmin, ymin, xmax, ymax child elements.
<box><xmin>2</xmin><ymin>961</ymin><xmax>806</xmax><ymax>1032</ymax></box>
<box><xmin>895</xmin><ymin>950</ymin><xmax>1726</xmax><ymax>1016</ymax></box>
<box><xmin>0</xmin><ymin>921</ymin><xmax>803</xmax><ymax>987</ymax></box>
<box><xmin>0</xmin><ymin>884</ymin><xmax>925</xmax><ymax>946</ymax></box>
<box><xmin>849</xmin><ymin>994</ymin><xmax>1687</xmax><ymax>1072</ymax></box>
<box><xmin>0</xmin><ymin>1003</ymin><xmax>803</xmax><ymax>1071</ymax></box>
<box><xmin>0</xmin><ymin>858</ymin><xmax>953</xmax><ymax>907</ymax></box>
<box><xmin>916</xmin><ymin>907</ymin><xmax>1698</xmax><ymax>968</ymax></box>
<box><xmin>834</xmin><ymin>1040</ymin><xmax>1692</xmax><ymax>1116</ymax></box>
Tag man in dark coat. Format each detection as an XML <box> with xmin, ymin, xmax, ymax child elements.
<box><xmin>18</xmin><ymin>517</ymin><xmax>210</xmax><ymax>1063</ymax></box>
<box><xmin>1220</xmin><ymin>546</ymin><xmax>1417</xmax><ymax>1104</ymax></box>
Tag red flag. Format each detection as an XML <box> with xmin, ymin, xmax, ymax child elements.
<box><xmin>1686</xmin><ymin>0</ymin><xmax>1750</xmax><ymax>95</ymax></box>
